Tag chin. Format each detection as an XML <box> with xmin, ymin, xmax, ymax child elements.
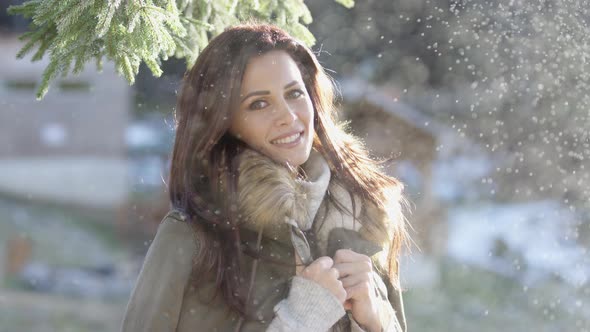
<box><xmin>262</xmin><ymin>141</ymin><xmax>312</xmax><ymax>167</ymax></box>
<box><xmin>284</xmin><ymin>151</ymin><xmax>312</xmax><ymax>167</ymax></box>
<box><xmin>284</xmin><ymin>158</ymin><xmax>306</xmax><ymax>168</ymax></box>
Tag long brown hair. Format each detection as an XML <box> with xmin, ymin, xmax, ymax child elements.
<box><xmin>169</xmin><ymin>21</ymin><xmax>410</xmax><ymax>317</ymax></box>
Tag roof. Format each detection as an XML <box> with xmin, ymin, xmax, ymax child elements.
<box><xmin>339</xmin><ymin>77</ymin><xmax>448</xmax><ymax>137</ymax></box>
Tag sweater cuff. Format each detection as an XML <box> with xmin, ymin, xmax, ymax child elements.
<box><xmin>273</xmin><ymin>276</ymin><xmax>345</xmax><ymax>331</ymax></box>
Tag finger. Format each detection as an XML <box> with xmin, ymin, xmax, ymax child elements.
<box><xmin>335</xmin><ymin>283</ymin><xmax>347</xmax><ymax>304</ymax></box>
<box><xmin>340</xmin><ymin>272</ymin><xmax>371</xmax><ymax>288</ymax></box>
<box><xmin>310</xmin><ymin>256</ymin><xmax>334</xmax><ymax>270</ymax></box>
<box><xmin>343</xmin><ymin>299</ymin><xmax>353</xmax><ymax>311</ymax></box>
<box><xmin>333</xmin><ymin>262</ymin><xmax>361</xmax><ymax>278</ymax></box>
<box><xmin>334</xmin><ymin>261</ymin><xmax>372</xmax><ymax>278</ymax></box>
<box><xmin>328</xmin><ymin>267</ymin><xmax>340</xmax><ymax>280</ymax></box>
<box><xmin>345</xmin><ymin>282</ymin><xmax>372</xmax><ymax>301</ymax></box>
<box><xmin>334</xmin><ymin>249</ymin><xmax>371</xmax><ymax>263</ymax></box>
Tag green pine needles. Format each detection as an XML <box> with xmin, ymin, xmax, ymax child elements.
<box><xmin>8</xmin><ymin>0</ymin><xmax>354</xmax><ymax>100</ymax></box>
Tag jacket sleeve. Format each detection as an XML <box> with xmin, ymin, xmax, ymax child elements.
<box><xmin>121</xmin><ymin>217</ymin><xmax>197</xmax><ymax>332</ymax></box>
<box><xmin>265</xmin><ymin>276</ymin><xmax>347</xmax><ymax>332</ymax></box>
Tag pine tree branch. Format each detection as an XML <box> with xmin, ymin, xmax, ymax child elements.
<box><xmin>7</xmin><ymin>0</ymin><xmax>355</xmax><ymax>100</ymax></box>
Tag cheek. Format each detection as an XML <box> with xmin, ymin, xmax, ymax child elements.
<box><xmin>296</xmin><ymin>100</ymin><xmax>313</xmax><ymax>124</ymax></box>
<box><xmin>305</xmin><ymin>106</ymin><xmax>315</xmax><ymax>128</ymax></box>
<box><xmin>231</xmin><ymin>114</ymin><xmax>256</xmax><ymax>139</ymax></box>
<box><xmin>236</xmin><ymin>116</ymin><xmax>270</xmax><ymax>147</ymax></box>
<box><xmin>229</xmin><ymin>112</ymin><xmax>245</xmax><ymax>134</ymax></box>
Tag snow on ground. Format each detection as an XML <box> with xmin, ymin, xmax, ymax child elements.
<box><xmin>447</xmin><ymin>201</ymin><xmax>588</xmax><ymax>287</ymax></box>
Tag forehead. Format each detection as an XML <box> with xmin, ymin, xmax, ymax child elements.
<box><xmin>240</xmin><ymin>50</ymin><xmax>303</xmax><ymax>91</ymax></box>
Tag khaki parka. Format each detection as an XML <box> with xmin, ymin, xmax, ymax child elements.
<box><xmin>121</xmin><ymin>149</ymin><xmax>407</xmax><ymax>332</ymax></box>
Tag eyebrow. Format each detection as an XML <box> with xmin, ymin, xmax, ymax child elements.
<box><xmin>240</xmin><ymin>81</ymin><xmax>299</xmax><ymax>103</ymax></box>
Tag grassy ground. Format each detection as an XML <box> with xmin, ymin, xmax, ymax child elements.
<box><xmin>0</xmin><ymin>289</ymin><xmax>126</xmax><ymax>332</ymax></box>
<box><xmin>404</xmin><ymin>258</ymin><xmax>590</xmax><ymax>332</ymax></box>
<box><xmin>0</xmin><ymin>195</ymin><xmax>124</xmax><ymax>271</ymax></box>
<box><xmin>0</xmin><ymin>196</ymin><xmax>131</xmax><ymax>332</ymax></box>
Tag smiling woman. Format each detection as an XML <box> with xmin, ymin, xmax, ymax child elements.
<box><xmin>230</xmin><ymin>50</ymin><xmax>315</xmax><ymax>168</ymax></box>
<box><xmin>121</xmin><ymin>22</ymin><xmax>410</xmax><ymax>332</ymax></box>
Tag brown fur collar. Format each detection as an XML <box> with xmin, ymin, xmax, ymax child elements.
<box><xmin>233</xmin><ymin>147</ymin><xmax>390</xmax><ymax>257</ymax></box>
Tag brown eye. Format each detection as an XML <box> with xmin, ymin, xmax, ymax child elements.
<box><xmin>249</xmin><ymin>100</ymin><xmax>268</xmax><ymax>110</ymax></box>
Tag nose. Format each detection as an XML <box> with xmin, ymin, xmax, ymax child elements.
<box><xmin>275</xmin><ymin>99</ymin><xmax>297</xmax><ymax>126</ymax></box>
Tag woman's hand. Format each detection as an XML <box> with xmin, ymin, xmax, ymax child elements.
<box><xmin>296</xmin><ymin>253</ymin><xmax>347</xmax><ymax>305</ymax></box>
<box><xmin>334</xmin><ymin>249</ymin><xmax>382</xmax><ymax>332</ymax></box>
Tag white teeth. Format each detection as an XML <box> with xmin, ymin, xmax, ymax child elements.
<box><xmin>272</xmin><ymin>132</ymin><xmax>301</xmax><ymax>145</ymax></box>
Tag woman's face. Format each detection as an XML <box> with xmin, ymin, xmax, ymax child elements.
<box><xmin>229</xmin><ymin>50</ymin><xmax>315</xmax><ymax>168</ymax></box>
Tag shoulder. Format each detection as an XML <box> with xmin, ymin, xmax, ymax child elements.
<box><xmin>159</xmin><ymin>209</ymin><xmax>194</xmax><ymax>236</ymax></box>
<box><xmin>150</xmin><ymin>209</ymin><xmax>200</xmax><ymax>260</ymax></box>
<box><xmin>121</xmin><ymin>209</ymin><xmax>199</xmax><ymax>332</ymax></box>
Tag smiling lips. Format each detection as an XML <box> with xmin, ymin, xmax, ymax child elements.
<box><xmin>271</xmin><ymin>131</ymin><xmax>303</xmax><ymax>145</ymax></box>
